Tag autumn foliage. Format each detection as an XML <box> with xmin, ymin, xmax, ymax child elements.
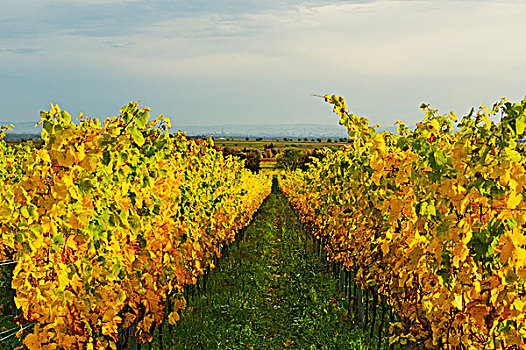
<box><xmin>0</xmin><ymin>102</ymin><xmax>271</xmax><ymax>349</ymax></box>
<box><xmin>280</xmin><ymin>95</ymin><xmax>526</xmax><ymax>349</ymax></box>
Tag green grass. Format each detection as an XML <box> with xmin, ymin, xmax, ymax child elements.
<box><xmin>164</xmin><ymin>180</ymin><xmax>365</xmax><ymax>349</ymax></box>
<box><xmin>0</xmin><ymin>265</ymin><xmax>22</xmax><ymax>349</ymax></box>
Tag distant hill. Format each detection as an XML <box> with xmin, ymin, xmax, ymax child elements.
<box><xmin>1</xmin><ymin>120</ymin><xmax>401</xmax><ymax>139</ymax></box>
<box><xmin>175</xmin><ymin>124</ymin><xmax>401</xmax><ymax>137</ymax></box>
<box><xmin>0</xmin><ymin>121</ymin><xmax>42</xmax><ymax>134</ymax></box>
<box><xmin>174</xmin><ymin>123</ymin><xmax>350</xmax><ymax>138</ymax></box>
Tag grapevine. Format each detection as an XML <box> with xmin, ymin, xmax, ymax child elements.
<box><xmin>0</xmin><ymin>102</ymin><xmax>271</xmax><ymax>349</ymax></box>
<box><xmin>280</xmin><ymin>94</ymin><xmax>526</xmax><ymax>349</ymax></box>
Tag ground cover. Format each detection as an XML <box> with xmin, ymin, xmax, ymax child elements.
<box><xmin>167</xmin><ymin>179</ymin><xmax>364</xmax><ymax>350</ymax></box>
<box><xmin>0</xmin><ymin>266</ymin><xmax>21</xmax><ymax>349</ymax></box>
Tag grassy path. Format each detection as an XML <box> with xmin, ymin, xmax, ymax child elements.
<box><xmin>169</xmin><ymin>181</ymin><xmax>364</xmax><ymax>349</ymax></box>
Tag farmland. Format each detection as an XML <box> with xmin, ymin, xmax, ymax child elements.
<box><xmin>213</xmin><ymin>137</ymin><xmax>350</xmax><ymax>151</ymax></box>
<box><xmin>3</xmin><ymin>94</ymin><xmax>526</xmax><ymax>349</ymax></box>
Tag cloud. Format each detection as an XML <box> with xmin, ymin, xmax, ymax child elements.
<box><xmin>103</xmin><ymin>41</ymin><xmax>135</xmax><ymax>49</ymax></box>
<box><xmin>0</xmin><ymin>48</ymin><xmax>39</xmax><ymax>55</ymax></box>
<box><xmin>0</xmin><ymin>0</ymin><xmax>375</xmax><ymax>40</ymax></box>
<box><xmin>0</xmin><ymin>0</ymin><xmax>525</xmax><ymax>126</ymax></box>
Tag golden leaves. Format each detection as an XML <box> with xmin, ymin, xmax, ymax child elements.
<box><xmin>167</xmin><ymin>298</ymin><xmax>186</xmax><ymax>325</ymax></box>
<box><xmin>23</xmin><ymin>333</ymin><xmax>42</xmax><ymax>350</ymax></box>
<box><xmin>280</xmin><ymin>95</ymin><xmax>526</xmax><ymax>349</ymax></box>
<box><xmin>498</xmin><ymin>234</ymin><xmax>515</xmax><ymax>264</ymax></box>
<box><xmin>506</xmin><ymin>190</ymin><xmax>522</xmax><ymax>210</ymax></box>
<box><xmin>167</xmin><ymin>311</ymin><xmax>180</xmax><ymax>325</ymax></box>
<box><xmin>1</xmin><ymin>102</ymin><xmax>272</xmax><ymax>349</ymax></box>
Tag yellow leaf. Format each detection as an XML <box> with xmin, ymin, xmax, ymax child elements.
<box><xmin>512</xmin><ymin>298</ymin><xmax>526</xmax><ymax>313</ymax></box>
<box><xmin>23</xmin><ymin>333</ymin><xmax>42</xmax><ymax>350</ymax></box>
<box><xmin>76</xmin><ymin>143</ymin><xmax>86</xmax><ymax>162</ymax></box>
<box><xmin>389</xmin><ymin>334</ymin><xmax>399</xmax><ymax>345</ymax></box>
<box><xmin>449</xmin><ymin>334</ymin><xmax>460</xmax><ymax>346</ymax></box>
<box><xmin>507</xmin><ymin>190</ymin><xmax>522</xmax><ymax>209</ymax></box>
<box><xmin>452</xmin><ymin>293</ymin><xmax>463</xmax><ymax>310</ymax></box>
<box><xmin>499</xmin><ymin>234</ymin><xmax>515</xmax><ymax>264</ymax></box>
<box><xmin>57</xmin><ymin>266</ymin><xmax>69</xmax><ymax>290</ymax></box>
<box><xmin>168</xmin><ymin>311</ymin><xmax>180</xmax><ymax>325</ymax></box>
<box><xmin>118</xmin><ymin>196</ymin><xmax>132</xmax><ymax>211</ymax></box>
<box><xmin>62</xmin><ymin>335</ymin><xmax>77</xmax><ymax>348</ymax></box>
<box><xmin>452</xmin><ymin>242</ymin><xmax>469</xmax><ymax>268</ymax></box>
<box><xmin>381</xmin><ymin>242</ymin><xmax>389</xmax><ymax>255</ymax></box>
<box><xmin>497</xmin><ymin>209</ymin><xmax>514</xmax><ymax>221</ymax></box>
<box><xmin>162</xmin><ymin>117</ymin><xmax>172</xmax><ymax>129</ymax></box>
<box><xmin>38</xmin><ymin>150</ymin><xmax>51</xmax><ymax>164</ymax></box>
<box><xmin>468</xmin><ymin>305</ymin><xmax>488</xmax><ymax>328</ymax></box>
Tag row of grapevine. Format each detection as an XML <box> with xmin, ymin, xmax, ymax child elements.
<box><xmin>279</xmin><ymin>95</ymin><xmax>526</xmax><ymax>349</ymax></box>
<box><xmin>0</xmin><ymin>102</ymin><xmax>271</xmax><ymax>349</ymax></box>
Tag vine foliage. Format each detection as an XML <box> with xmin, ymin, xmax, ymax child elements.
<box><xmin>280</xmin><ymin>94</ymin><xmax>526</xmax><ymax>349</ymax></box>
<box><xmin>0</xmin><ymin>102</ymin><xmax>271</xmax><ymax>349</ymax></box>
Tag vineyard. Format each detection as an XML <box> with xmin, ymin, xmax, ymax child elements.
<box><xmin>280</xmin><ymin>95</ymin><xmax>526</xmax><ymax>349</ymax></box>
<box><xmin>0</xmin><ymin>103</ymin><xmax>271</xmax><ymax>349</ymax></box>
<box><xmin>2</xmin><ymin>94</ymin><xmax>526</xmax><ymax>349</ymax></box>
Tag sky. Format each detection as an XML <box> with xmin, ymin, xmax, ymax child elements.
<box><xmin>1</xmin><ymin>0</ymin><xmax>526</xmax><ymax>129</ymax></box>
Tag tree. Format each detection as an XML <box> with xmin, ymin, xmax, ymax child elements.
<box><xmin>276</xmin><ymin>148</ymin><xmax>304</xmax><ymax>171</ymax></box>
<box><xmin>244</xmin><ymin>150</ymin><xmax>261</xmax><ymax>173</ymax></box>
<box><xmin>221</xmin><ymin>147</ymin><xmax>237</xmax><ymax>158</ymax></box>
<box><xmin>221</xmin><ymin>147</ymin><xmax>261</xmax><ymax>173</ymax></box>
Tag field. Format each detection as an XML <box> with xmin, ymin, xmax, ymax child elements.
<box><xmin>3</xmin><ymin>95</ymin><xmax>526</xmax><ymax>349</ymax></box>
<box><xmin>213</xmin><ymin>137</ymin><xmax>350</xmax><ymax>151</ymax></box>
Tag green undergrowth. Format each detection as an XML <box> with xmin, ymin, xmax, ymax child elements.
<box><xmin>0</xmin><ymin>265</ymin><xmax>22</xmax><ymax>349</ymax></box>
<box><xmin>167</xmin><ymin>180</ymin><xmax>365</xmax><ymax>349</ymax></box>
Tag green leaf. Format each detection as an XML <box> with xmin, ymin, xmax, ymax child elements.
<box><xmin>516</xmin><ymin>114</ymin><xmax>526</xmax><ymax>136</ymax></box>
<box><xmin>53</xmin><ymin>231</ymin><xmax>65</xmax><ymax>245</ymax></box>
<box><xmin>434</xmin><ymin>151</ymin><xmax>447</xmax><ymax>166</ymax></box>
<box><xmin>136</xmin><ymin>110</ymin><xmax>149</xmax><ymax>129</ymax></box>
<box><xmin>427</xmin><ymin>202</ymin><xmax>436</xmax><ymax>217</ymax></box>
<box><xmin>21</xmin><ymin>206</ymin><xmax>30</xmax><ymax>218</ymax></box>
<box><xmin>123</xmin><ymin>111</ymin><xmax>133</xmax><ymax>125</ymax></box>
<box><xmin>43</xmin><ymin>120</ymin><xmax>53</xmax><ymax>134</ymax></box>
<box><xmin>130</xmin><ymin>128</ymin><xmax>145</xmax><ymax>147</ymax></box>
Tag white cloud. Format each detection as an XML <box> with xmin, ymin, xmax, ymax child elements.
<box><xmin>48</xmin><ymin>0</ymin><xmax>138</xmax><ymax>4</ymax></box>
<box><xmin>1</xmin><ymin>0</ymin><xmax>525</xmax><ymax>125</ymax></box>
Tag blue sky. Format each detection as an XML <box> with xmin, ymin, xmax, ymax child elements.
<box><xmin>1</xmin><ymin>0</ymin><xmax>525</xmax><ymax>128</ymax></box>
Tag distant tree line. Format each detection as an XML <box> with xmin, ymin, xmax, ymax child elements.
<box><xmin>221</xmin><ymin>147</ymin><xmax>261</xmax><ymax>173</ymax></box>
<box><xmin>276</xmin><ymin>148</ymin><xmax>326</xmax><ymax>171</ymax></box>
